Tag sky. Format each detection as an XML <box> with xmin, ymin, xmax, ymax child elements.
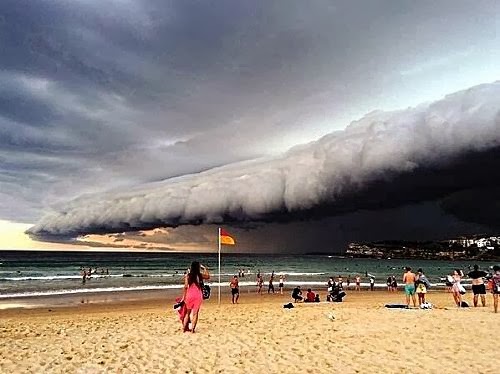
<box><xmin>1</xmin><ymin>1</ymin><xmax>500</xmax><ymax>252</ymax></box>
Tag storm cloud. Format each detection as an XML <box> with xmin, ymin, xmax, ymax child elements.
<box><xmin>29</xmin><ymin>81</ymin><xmax>500</xmax><ymax>237</ymax></box>
<box><xmin>2</xmin><ymin>1</ymin><xmax>500</xmax><ymax>225</ymax></box>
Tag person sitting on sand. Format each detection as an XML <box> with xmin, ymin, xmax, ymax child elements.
<box><xmin>468</xmin><ymin>264</ymin><xmax>488</xmax><ymax>307</ymax></box>
<box><xmin>314</xmin><ymin>294</ymin><xmax>320</xmax><ymax>302</ymax></box>
<box><xmin>403</xmin><ymin>267</ymin><xmax>417</xmax><ymax>307</ymax></box>
<box><xmin>305</xmin><ymin>288</ymin><xmax>315</xmax><ymax>302</ymax></box>
<box><xmin>291</xmin><ymin>286</ymin><xmax>303</xmax><ymax>302</ymax></box>
<box><xmin>230</xmin><ymin>275</ymin><xmax>239</xmax><ymax>304</ymax></box>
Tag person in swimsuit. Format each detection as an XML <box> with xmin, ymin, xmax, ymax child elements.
<box><xmin>386</xmin><ymin>276</ymin><xmax>392</xmax><ymax>292</ymax></box>
<box><xmin>257</xmin><ymin>275</ymin><xmax>263</xmax><ymax>294</ymax></box>
<box><xmin>278</xmin><ymin>275</ymin><xmax>285</xmax><ymax>295</ymax></box>
<box><xmin>468</xmin><ymin>264</ymin><xmax>488</xmax><ymax>307</ymax></box>
<box><xmin>182</xmin><ymin>261</ymin><xmax>210</xmax><ymax>333</ymax></box>
<box><xmin>230</xmin><ymin>275</ymin><xmax>239</xmax><ymax>304</ymax></box>
<box><xmin>403</xmin><ymin>267</ymin><xmax>417</xmax><ymax>307</ymax></box>
<box><xmin>491</xmin><ymin>265</ymin><xmax>500</xmax><ymax>313</ymax></box>
<box><xmin>451</xmin><ymin>269</ymin><xmax>464</xmax><ymax>307</ymax></box>
<box><xmin>355</xmin><ymin>275</ymin><xmax>361</xmax><ymax>291</ymax></box>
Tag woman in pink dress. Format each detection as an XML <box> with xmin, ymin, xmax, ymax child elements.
<box><xmin>182</xmin><ymin>261</ymin><xmax>210</xmax><ymax>333</ymax></box>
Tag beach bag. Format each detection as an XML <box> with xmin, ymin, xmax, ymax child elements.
<box><xmin>458</xmin><ymin>284</ymin><xmax>466</xmax><ymax>295</ymax></box>
<box><xmin>201</xmin><ymin>282</ymin><xmax>211</xmax><ymax>300</ymax></box>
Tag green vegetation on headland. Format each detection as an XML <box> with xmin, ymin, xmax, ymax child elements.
<box><xmin>346</xmin><ymin>236</ymin><xmax>500</xmax><ymax>260</ymax></box>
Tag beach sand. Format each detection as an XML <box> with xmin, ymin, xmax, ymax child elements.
<box><xmin>1</xmin><ymin>289</ymin><xmax>498</xmax><ymax>373</ymax></box>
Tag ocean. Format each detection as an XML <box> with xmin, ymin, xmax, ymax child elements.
<box><xmin>1</xmin><ymin>250</ymin><xmax>498</xmax><ymax>301</ymax></box>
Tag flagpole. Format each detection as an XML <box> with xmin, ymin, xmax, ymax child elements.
<box><xmin>218</xmin><ymin>227</ymin><xmax>221</xmax><ymax>306</ymax></box>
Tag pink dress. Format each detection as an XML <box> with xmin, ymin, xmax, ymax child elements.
<box><xmin>185</xmin><ymin>282</ymin><xmax>203</xmax><ymax>311</ymax></box>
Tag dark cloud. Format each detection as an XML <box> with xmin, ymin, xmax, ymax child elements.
<box><xmin>28</xmin><ymin>82</ymin><xmax>500</xmax><ymax>250</ymax></box>
<box><xmin>0</xmin><ymin>1</ymin><xmax>499</xmax><ymax>250</ymax></box>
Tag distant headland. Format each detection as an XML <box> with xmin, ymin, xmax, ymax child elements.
<box><xmin>345</xmin><ymin>235</ymin><xmax>500</xmax><ymax>260</ymax></box>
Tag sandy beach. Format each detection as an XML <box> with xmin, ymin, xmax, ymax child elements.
<box><xmin>1</xmin><ymin>288</ymin><xmax>498</xmax><ymax>374</ymax></box>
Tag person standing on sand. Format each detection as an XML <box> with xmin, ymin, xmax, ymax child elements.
<box><xmin>346</xmin><ymin>276</ymin><xmax>351</xmax><ymax>290</ymax></box>
<box><xmin>268</xmin><ymin>272</ymin><xmax>275</xmax><ymax>294</ymax></box>
<box><xmin>386</xmin><ymin>276</ymin><xmax>392</xmax><ymax>292</ymax></box>
<box><xmin>182</xmin><ymin>261</ymin><xmax>210</xmax><ymax>333</ymax></box>
<box><xmin>355</xmin><ymin>275</ymin><xmax>361</xmax><ymax>291</ymax></box>
<box><xmin>369</xmin><ymin>276</ymin><xmax>375</xmax><ymax>291</ymax></box>
<box><xmin>391</xmin><ymin>276</ymin><xmax>398</xmax><ymax>292</ymax></box>
<box><xmin>415</xmin><ymin>268</ymin><xmax>430</xmax><ymax>306</ymax></box>
<box><xmin>467</xmin><ymin>264</ymin><xmax>488</xmax><ymax>307</ymax></box>
<box><xmin>403</xmin><ymin>267</ymin><xmax>417</xmax><ymax>307</ymax></box>
<box><xmin>257</xmin><ymin>274</ymin><xmax>263</xmax><ymax>294</ymax></box>
<box><xmin>450</xmin><ymin>269</ymin><xmax>464</xmax><ymax>307</ymax></box>
<box><xmin>490</xmin><ymin>265</ymin><xmax>500</xmax><ymax>313</ymax></box>
<box><xmin>230</xmin><ymin>275</ymin><xmax>239</xmax><ymax>304</ymax></box>
<box><xmin>278</xmin><ymin>274</ymin><xmax>285</xmax><ymax>294</ymax></box>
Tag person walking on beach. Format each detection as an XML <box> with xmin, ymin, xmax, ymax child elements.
<box><xmin>278</xmin><ymin>274</ymin><xmax>285</xmax><ymax>294</ymax></box>
<box><xmin>403</xmin><ymin>267</ymin><xmax>417</xmax><ymax>307</ymax></box>
<box><xmin>268</xmin><ymin>272</ymin><xmax>275</xmax><ymax>294</ymax></box>
<box><xmin>490</xmin><ymin>265</ymin><xmax>500</xmax><ymax>313</ymax></box>
<box><xmin>182</xmin><ymin>261</ymin><xmax>210</xmax><ymax>333</ymax></box>
<box><xmin>468</xmin><ymin>264</ymin><xmax>488</xmax><ymax>307</ymax></box>
<box><xmin>230</xmin><ymin>275</ymin><xmax>239</xmax><ymax>304</ymax></box>
<box><xmin>450</xmin><ymin>269</ymin><xmax>464</xmax><ymax>307</ymax></box>
<box><xmin>415</xmin><ymin>268</ymin><xmax>430</xmax><ymax>306</ymax></box>
<box><xmin>369</xmin><ymin>276</ymin><xmax>375</xmax><ymax>291</ymax></box>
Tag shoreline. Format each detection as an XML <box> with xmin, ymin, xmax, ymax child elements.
<box><xmin>0</xmin><ymin>282</ymin><xmax>475</xmax><ymax>312</ymax></box>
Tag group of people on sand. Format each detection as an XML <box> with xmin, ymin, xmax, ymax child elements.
<box><xmin>254</xmin><ymin>270</ymin><xmax>286</xmax><ymax>295</ymax></box>
<box><xmin>290</xmin><ymin>286</ymin><xmax>320</xmax><ymax>303</ymax></box>
<box><xmin>402</xmin><ymin>264</ymin><xmax>500</xmax><ymax>313</ymax></box>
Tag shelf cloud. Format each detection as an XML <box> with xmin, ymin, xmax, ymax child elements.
<box><xmin>28</xmin><ymin>81</ymin><xmax>500</xmax><ymax>239</ymax></box>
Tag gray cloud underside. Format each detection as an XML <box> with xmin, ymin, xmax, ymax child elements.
<box><xmin>28</xmin><ymin>81</ymin><xmax>500</xmax><ymax>236</ymax></box>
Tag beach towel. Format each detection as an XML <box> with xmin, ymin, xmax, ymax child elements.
<box><xmin>174</xmin><ymin>297</ymin><xmax>187</xmax><ymax>322</ymax></box>
<box><xmin>385</xmin><ymin>304</ymin><xmax>408</xmax><ymax>309</ymax></box>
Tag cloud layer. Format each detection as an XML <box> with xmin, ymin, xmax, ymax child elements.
<box><xmin>2</xmin><ymin>1</ymin><xmax>500</xmax><ymax>223</ymax></box>
<box><xmin>29</xmin><ymin>81</ymin><xmax>500</xmax><ymax>237</ymax></box>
